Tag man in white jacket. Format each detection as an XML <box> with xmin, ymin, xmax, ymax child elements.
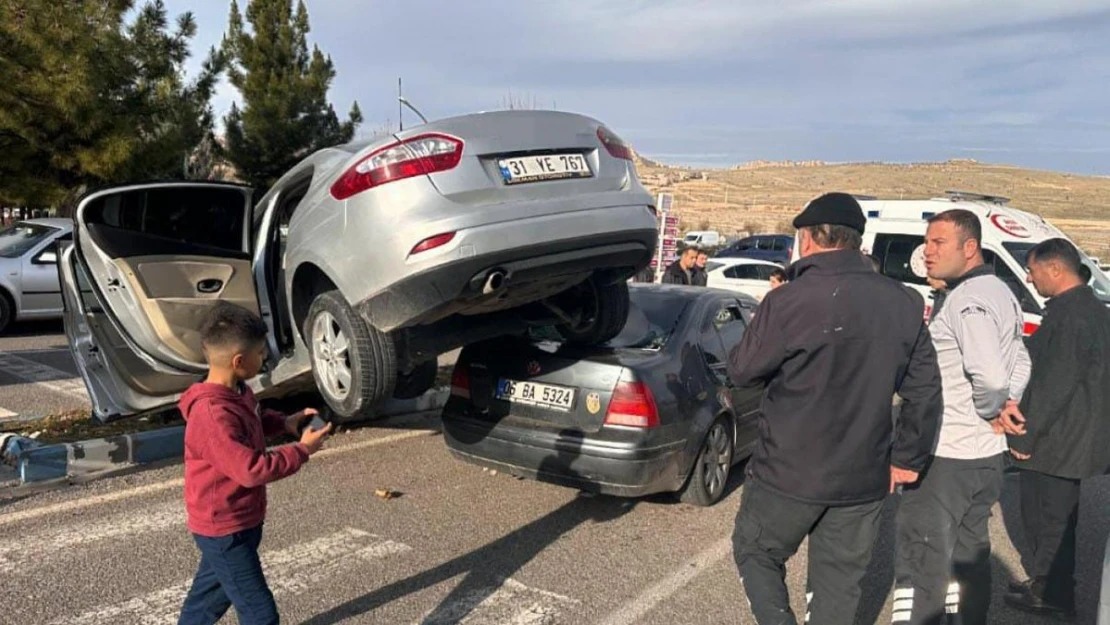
<box><xmin>893</xmin><ymin>209</ymin><xmax>1031</xmax><ymax>625</ymax></box>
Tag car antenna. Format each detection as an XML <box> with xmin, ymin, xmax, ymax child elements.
<box><xmin>397</xmin><ymin>78</ymin><xmax>428</xmax><ymax>129</ymax></box>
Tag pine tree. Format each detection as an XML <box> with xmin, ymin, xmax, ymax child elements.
<box><xmin>0</xmin><ymin>0</ymin><xmax>222</xmax><ymax>210</ymax></box>
<box><xmin>222</xmin><ymin>0</ymin><xmax>361</xmax><ymax>191</ymax></box>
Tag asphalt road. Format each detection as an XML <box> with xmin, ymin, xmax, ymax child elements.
<box><xmin>0</xmin><ymin>320</ymin><xmax>88</xmax><ymax>420</ymax></box>
<box><xmin>2</xmin><ymin>411</ymin><xmax>1108</xmax><ymax>625</ymax></box>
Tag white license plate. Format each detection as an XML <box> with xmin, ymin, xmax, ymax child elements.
<box><xmin>498</xmin><ymin>153</ymin><xmax>592</xmax><ymax>185</ymax></box>
<box><xmin>495</xmin><ymin>378</ymin><xmax>576</xmax><ymax>411</ymax></box>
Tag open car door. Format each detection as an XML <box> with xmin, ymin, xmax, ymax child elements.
<box><xmin>61</xmin><ymin>183</ymin><xmax>258</xmax><ymax>421</ymax></box>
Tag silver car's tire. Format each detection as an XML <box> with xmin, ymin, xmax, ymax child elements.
<box><xmin>556</xmin><ymin>277</ymin><xmax>630</xmax><ymax>346</ymax></box>
<box><xmin>305</xmin><ymin>291</ymin><xmax>396</xmax><ymax>420</ymax></box>
<box><xmin>679</xmin><ymin>419</ymin><xmax>734</xmax><ymax>507</ymax></box>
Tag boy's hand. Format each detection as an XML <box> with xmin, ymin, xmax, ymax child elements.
<box><xmin>300</xmin><ymin>421</ymin><xmax>333</xmax><ymax>455</ymax></box>
<box><xmin>285</xmin><ymin>408</ymin><xmax>319</xmax><ymax>436</ymax></box>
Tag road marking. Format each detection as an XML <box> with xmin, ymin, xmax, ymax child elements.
<box><xmin>0</xmin><ymin>351</ymin><xmax>88</xmax><ymax>400</ymax></box>
<box><xmin>0</xmin><ymin>501</ymin><xmax>182</xmax><ymax>574</ymax></box>
<box><xmin>0</xmin><ymin>428</ymin><xmax>435</xmax><ymax>527</ymax></box>
<box><xmin>595</xmin><ymin>536</ymin><xmax>732</xmax><ymax>625</ymax></box>
<box><xmin>51</xmin><ymin>528</ymin><xmax>412</xmax><ymax>625</ymax></box>
<box><xmin>419</xmin><ymin>577</ymin><xmax>578</xmax><ymax>625</ymax></box>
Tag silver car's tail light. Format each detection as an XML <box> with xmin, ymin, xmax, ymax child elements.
<box><xmin>596</xmin><ymin>126</ymin><xmax>634</xmax><ymax>161</ymax></box>
<box><xmin>330</xmin><ymin>133</ymin><xmax>464</xmax><ymax>200</ymax></box>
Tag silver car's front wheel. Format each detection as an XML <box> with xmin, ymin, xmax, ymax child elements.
<box><xmin>305</xmin><ymin>290</ymin><xmax>396</xmax><ymax>420</ymax></box>
<box><xmin>312</xmin><ymin>311</ymin><xmax>352</xmax><ymax>401</ymax></box>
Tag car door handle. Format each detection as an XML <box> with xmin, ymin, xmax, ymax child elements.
<box><xmin>197</xmin><ymin>279</ymin><xmax>224</xmax><ymax>294</ymax></box>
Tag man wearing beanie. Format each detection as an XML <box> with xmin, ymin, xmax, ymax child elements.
<box><xmin>728</xmin><ymin>192</ymin><xmax>943</xmax><ymax>625</ymax></box>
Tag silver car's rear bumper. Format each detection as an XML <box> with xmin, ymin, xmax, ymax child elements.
<box><xmin>354</xmin><ymin>203</ymin><xmax>657</xmax><ymax>332</ymax></box>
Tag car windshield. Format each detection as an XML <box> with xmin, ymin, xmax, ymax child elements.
<box><xmin>1003</xmin><ymin>242</ymin><xmax>1110</xmax><ymax>303</ymax></box>
<box><xmin>607</xmin><ymin>289</ymin><xmax>690</xmax><ymax>350</ymax></box>
<box><xmin>0</xmin><ymin>223</ymin><xmax>56</xmax><ymax>258</ymax></box>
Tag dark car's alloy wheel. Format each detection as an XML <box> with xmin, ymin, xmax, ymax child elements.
<box><xmin>306</xmin><ymin>290</ymin><xmax>396</xmax><ymax>420</ymax></box>
<box><xmin>680</xmin><ymin>419</ymin><xmax>734</xmax><ymax>506</ymax></box>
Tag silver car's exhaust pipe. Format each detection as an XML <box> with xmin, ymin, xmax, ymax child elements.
<box><xmin>482</xmin><ymin>270</ymin><xmax>507</xmax><ymax>295</ymax></box>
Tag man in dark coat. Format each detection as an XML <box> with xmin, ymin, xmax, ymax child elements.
<box><xmin>661</xmin><ymin>247</ymin><xmax>699</xmax><ymax>285</ymax></box>
<box><xmin>727</xmin><ymin>192</ymin><xmax>943</xmax><ymax>625</ymax></box>
<box><xmin>1005</xmin><ymin>238</ymin><xmax>1110</xmax><ymax>617</ymax></box>
<box><xmin>691</xmin><ymin>251</ymin><xmax>710</xmax><ymax>286</ymax></box>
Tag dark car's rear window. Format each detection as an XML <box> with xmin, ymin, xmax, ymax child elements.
<box><xmin>607</xmin><ymin>288</ymin><xmax>690</xmax><ymax>350</ymax></box>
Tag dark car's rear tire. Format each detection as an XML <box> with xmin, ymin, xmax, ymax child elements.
<box><xmin>680</xmin><ymin>418</ymin><xmax>734</xmax><ymax>506</ymax></box>
<box><xmin>0</xmin><ymin>291</ymin><xmax>12</xmax><ymax>335</ymax></box>
<box><xmin>393</xmin><ymin>359</ymin><xmax>438</xmax><ymax>399</ymax></box>
<box><xmin>305</xmin><ymin>290</ymin><xmax>396</xmax><ymax>420</ymax></box>
<box><xmin>555</xmin><ymin>276</ymin><xmax>630</xmax><ymax>346</ymax></box>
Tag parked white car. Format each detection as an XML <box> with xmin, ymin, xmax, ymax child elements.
<box><xmin>683</xmin><ymin>230</ymin><xmax>721</xmax><ymax>247</ymax></box>
<box><xmin>703</xmin><ymin>257</ymin><xmax>782</xmax><ymax>301</ymax></box>
<box><xmin>0</xmin><ymin>218</ymin><xmax>73</xmax><ymax>333</ymax></box>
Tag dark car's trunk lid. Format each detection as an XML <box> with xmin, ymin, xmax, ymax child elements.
<box><xmin>454</xmin><ymin>338</ymin><xmax>657</xmax><ymax>433</ymax></box>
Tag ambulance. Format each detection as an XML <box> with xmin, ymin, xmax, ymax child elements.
<box><xmin>793</xmin><ymin>191</ymin><xmax>1110</xmax><ymax>335</ymax></box>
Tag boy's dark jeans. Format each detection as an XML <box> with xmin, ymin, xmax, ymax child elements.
<box><xmin>178</xmin><ymin>525</ymin><xmax>279</xmax><ymax>625</ymax></box>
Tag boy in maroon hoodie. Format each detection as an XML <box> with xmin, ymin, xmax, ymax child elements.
<box><xmin>178</xmin><ymin>303</ymin><xmax>332</xmax><ymax>625</ymax></box>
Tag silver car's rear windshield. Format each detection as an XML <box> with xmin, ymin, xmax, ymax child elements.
<box><xmin>608</xmin><ymin>290</ymin><xmax>690</xmax><ymax>350</ymax></box>
<box><xmin>0</xmin><ymin>223</ymin><xmax>56</xmax><ymax>258</ymax></box>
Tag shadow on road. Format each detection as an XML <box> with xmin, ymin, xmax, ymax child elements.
<box><xmin>2</xmin><ymin>320</ymin><xmax>65</xmax><ymax>339</ymax></box>
<box><xmin>301</xmin><ymin>432</ymin><xmax>638</xmax><ymax>625</ymax></box>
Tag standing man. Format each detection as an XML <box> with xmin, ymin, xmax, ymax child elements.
<box><xmin>1005</xmin><ymin>238</ymin><xmax>1110</xmax><ymax>617</ymax></box>
<box><xmin>894</xmin><ymin>209</ymin><xmax>1031</xmax><ymax>625</ymax></box>
<box><xmin>692</xmin><ymin>251</ymin><xmax>710</xmax><ymax>286</ymax></box>
<box><xmin>728</xmin><ymin>192</ymin><xmax>943</xmax><ymax>625</ymax></box>
<box><xmin>662</xmin><ymin>247</ymin><xmax>699</xmax><ymax>285</ymax></box>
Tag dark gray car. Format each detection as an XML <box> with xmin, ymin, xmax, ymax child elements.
<box><xmin>442</xmin><ymin>284</ymin><xmax>761</xmax><ymax>506</ymax></box>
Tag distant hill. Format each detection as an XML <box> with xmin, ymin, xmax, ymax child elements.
<box><xmin>634</xmin><ymin>157</ymin><xmax>1110</xmax><ymax>258</ymax></box>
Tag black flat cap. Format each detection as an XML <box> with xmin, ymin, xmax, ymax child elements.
<box><xmin>792</xmin><ymin>192</ymin><xmax>866</xmax><ymax>233</ymax></box>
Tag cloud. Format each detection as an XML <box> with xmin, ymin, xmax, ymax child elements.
<box><xmin>157</xmin><ymin>0</ymin><xmax>1110</xmax><ymax>174</ymax></box>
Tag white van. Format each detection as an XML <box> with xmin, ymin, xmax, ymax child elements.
<box><xmin>792</xmin><ymin>191</ymin><xmax>1110</xmax><ymax>335</ymax></box>
<box><xmin>683</xmin><ymin>230</ymin><xmax>721</xmax><ymax>247</ymax></box>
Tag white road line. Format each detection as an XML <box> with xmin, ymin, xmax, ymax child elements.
<box><xmin>0</xmin><ymin>351</ymin><xmax>87</xmax><ymax>400</ymax></box>
<box><xmin>419</xmin><ymin>577</ymin><xmax>578</xmax><ymax>625</ymax></box>
<box><xmin>0</xmin><ymin>428</ymin><xmax>435</xmax><ymax>528</ymax></box>
<box><xmin>51</xmin><ymin>528</ymin><xmax>412</xmax><ymax>625</ymax></box>
<box><xmin>595</xmin><ymin>537</ymin><xmax>732</xmax><ymax>625</ymax></box>
<box><xmin>0</xmin><ymin>501</ymin><xmax>182</xmax><ymax>574</ymax></box>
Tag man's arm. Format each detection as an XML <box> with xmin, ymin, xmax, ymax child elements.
<box><xmin>728</xmin><ymin>295</ymin><xmax>786</xmax><ymax>387</ymax></box>
<box><xmin>1010</xmin><ymin>321</ymin><xmax>1082</xmax><ymax>455</ymax></box>
<box><xmin>892</xmin><ymin>321</ymin><xmax>943</xmax><ymax>471</ymax></box>
<box><xmin>951</xmin><ymin>299</ymin><xmax>1013</xmax><ymax>420</ymax></box>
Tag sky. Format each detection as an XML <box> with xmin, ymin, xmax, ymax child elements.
<box><xmin>162</xmin><ymin>0</ymin><xmax>1110</xmax><ymax>174</ymax></box>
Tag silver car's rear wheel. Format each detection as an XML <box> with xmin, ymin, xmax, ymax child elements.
<box><xmin>306</xmin><ymin>290</ymin><xmax>396</xmax><ymax>420</ymax></box>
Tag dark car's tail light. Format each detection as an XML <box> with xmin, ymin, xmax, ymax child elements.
<box><xmin>450</xmin><ymin>365</ymin><xmax>471</xmax><ymax>400</ymax></box>
<box><xmin>410</xmin><ymin>232</ymin><xmax>456</xmax><ymax>256</ymax></box>
<box><xmin>597</xmin><ymin>126</ymin><xmax>634</xmax><ymax>161</ymax></box>
<box><xmin>605</xmin><ymin>380</ymin><xmax>658</xmax><ymax>428</ymax></box>
<box><xmin>330</xmin><ymin>133</ymin><xmax>464</xmax><ymax>200</ymax></box>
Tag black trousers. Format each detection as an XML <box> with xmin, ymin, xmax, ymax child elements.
<box><xmin>894</xmin><ymin>455</ymin><xmax>1004</xmax><ymax>625</ymax></box>
<box><xmin>733</xmin><ymin>480</ymin><xmax>884</xmax><ymax>625</ymax></box>
<box><xmin>1019</xmin><ymin>470</ymin><xmax>1080</xmax><ymax>605</ymax></box>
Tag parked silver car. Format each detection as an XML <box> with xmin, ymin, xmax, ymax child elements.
<box><xmin>0</xmin><ymin>218</ymin><xmax>73</xmax><ymax>332</ymax></box>
<box><xmin>61</xmin><ymin>110</ymin><xmax>658</xmax><ymax>421</ymax></box>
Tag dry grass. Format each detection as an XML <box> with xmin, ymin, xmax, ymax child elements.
<box><xmin>636</xmin><ymin>157</ymin><xmax>1110</xmax><ymax>258</ymax></box>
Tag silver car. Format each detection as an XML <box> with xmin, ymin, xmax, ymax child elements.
<box><xmin>61</xmin><ymin>110</ymin><xmax>658</xmax><ymax>421</ymax></box>
<box><xmin>0</xmin><ymin>218</ymin><xmax>73</xmax><ymax>332</ymax></box>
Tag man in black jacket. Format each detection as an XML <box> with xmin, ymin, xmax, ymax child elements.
<box><xmin>1005</xmin><ymin>238</ymin><xmax>1110</xmax><ymax>617</ymax></box>
<box><xmin>662</xmin><ymin>247</ymin><xmax>699</xmax><ymax>285</ymax></box>
<box><xmin>692</xmin><ymin>251</ymin><xmax>710</xmax><ymax>286</ymax></box>
<box><xmin>728</xmin><ymin>192</ymin><xmax>943</xmax><ymax>625</ymax></box>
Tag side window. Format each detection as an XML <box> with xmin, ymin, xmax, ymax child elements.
<box><xmin>771</xmin><ymin>237</ymin><xmax>788</xmax><ymax>251</ymax></box>
<box><xmin>83</xmin><ymin>186</ymin><xmax>249</xmax><ymax>257</ymax></box>
<box><xmin>701</xmin><ymin>302</ymin><xmax>747</xmax><ymax>382</ymax></box>
<box><xmin>756</xmin><ymin>265</ymin><xmax>777</xmax><ymax>280</ymax></box>
<box><xmin>873</xmin><ymin>234</ymin><xmax>927</xmax><ymax>286</ymax></box>
<box><xmin>31</xmin><ymin>232</ymin><xmax>71</xmax><ymax>265</ymax></box>
<box><xmin>756</xmin><ymin>237</ymin><xmax>773</xmax><ymax>251</ymax></box>
<box><xmin>983</xmin><ymin>249</ymin><xmax>1042</xmax><ymax>315</ymax></box>
<box><xmin>734</xmin><ymin>238</ymin><xmax>754</xmax><ymax>251</ymax></box>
